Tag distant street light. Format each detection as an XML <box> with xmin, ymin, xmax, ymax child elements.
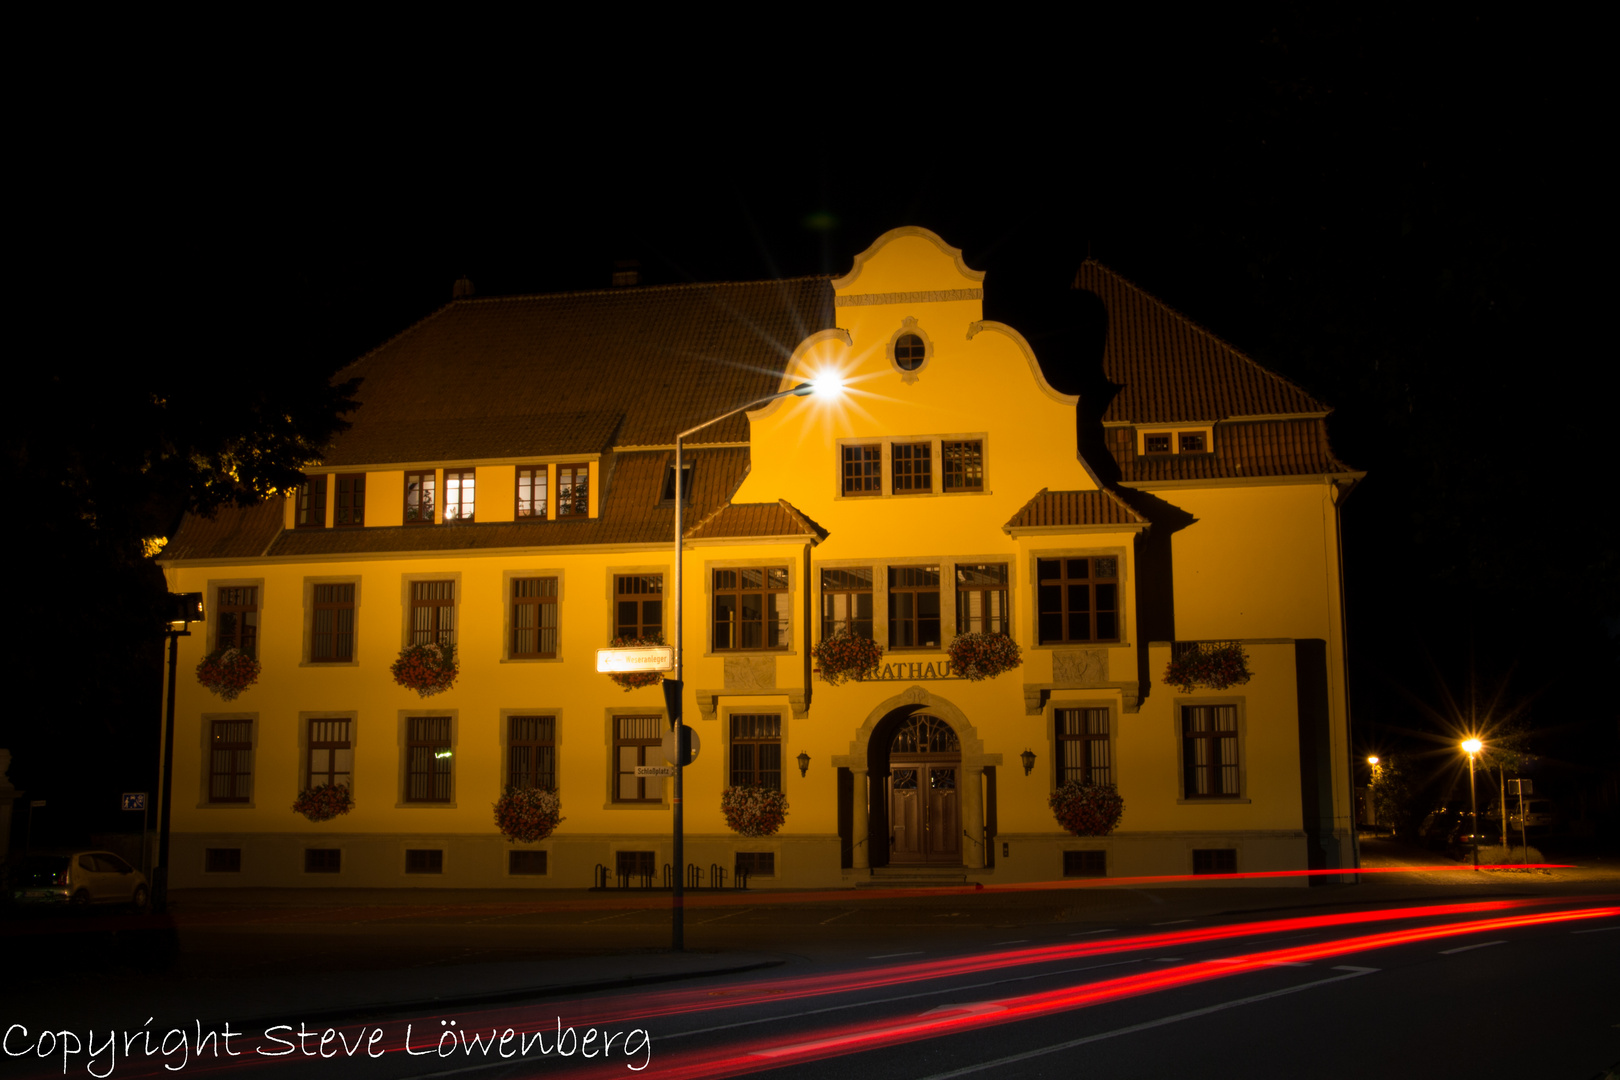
<box><xmin>1462</xmin><ymin>738</ymin><xmax>1484</xmax><ymax>870</ymax></box>
<box><xmin>668</xmin><ymin>377</ymin><xmax>841</xmax><ymax>951</ymax></box>
<box><xmin>156</xmin><ymin>592</ymin><xmax>205</xmax><ymax>913</ymax></box>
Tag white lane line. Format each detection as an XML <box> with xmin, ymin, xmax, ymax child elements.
<box><xmin>1151</xmin><ymin>919</ymin><xmax>1194</xmax><ymax>926</ymax></box>
<box><xmin>1070</xmin><ymin>928</ymin><xmax>1118</xmax><ymax>936</ymax></box>
<box><xmin>1439</xmin><ymin>940</ymin><xmax>1506</xmax><ymax>955</ymax></box>
<box><xmin>1152</xmin><ymin>958</ymin><xmax>1183</xmax><ymax>963</ymax></box>
<box><xmin>1572</xmin><ymin>926</ymin><xmax>1620</xmax><ymax>934</ymax></box>
<box><xmin>912</xmin><ymin>966</ymin><xmax>1380</xmax><ymax>1080</ymax></box>
<box><xmin>869</xmin><ymin>951</ymin><xmax>925</xmax><ymax>959</ymax></box>
<box><xmin>992</xmin><ymin>940</ymin><xmax>1028</xmax><ymax>946</ymax></box>
<box><xmin>1212</xmin><ymin>958</ymin><xmax>1309</xmax><ymax>967</ymax></box>
<box><xmin>820</xmin><ymin>909</ymin><xmax>856</xmax><ymax>925</ymax></box>
<box><xmin>581</xmin><ymin>909</ymin><xmax>641</xmax><ymax>923</ymax></box>
<box><xmin>693</xmin><ymin>907</ymin><xmax>755</xmax><ymax>924</ymax></box>
<box><xmin>665</xmin><ymin>958</ymin><xmax>1146</xmax><ymax>1041</ymax></box>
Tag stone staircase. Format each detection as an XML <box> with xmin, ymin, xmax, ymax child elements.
<box><xmin>852</xmin><ymin>866</ymin><xmax>974</xmax><ymax>888</ymax></box>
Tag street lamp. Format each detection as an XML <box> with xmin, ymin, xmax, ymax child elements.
<box><xmin>668</xmin><ymin>376</ymin><xmax>839</xmax><ymax>951</ymax></box>
<box><xmin>156</xmin><ymin>592</ymin><xmax>204</xmax><ymax>913</ymax></box>
<box><xmin>1462</xmin><ymin>737</ymin><xmax>1483</xmax><ymax>870</ymax></box>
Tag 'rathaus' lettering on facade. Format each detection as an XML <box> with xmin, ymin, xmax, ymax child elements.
<box><xmin>159</xmin><ymin>227</ymin><xmax>1362</xmax><ymax>889</ymax></box>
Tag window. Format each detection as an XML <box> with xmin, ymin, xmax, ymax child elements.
<box><xmin>204</xmin><ymin>848</ymin><xmax>241</xmax><ymax>873</ymax></box>
<box><xmin>405</xmin><ymin>716</ymin><xmax>452</xmax><ymax>802</ymax></box>
<box><xmin>307</xmin><ymin>718</ymin><xmax>352</xmax><ymax>789</ymax></box>
<box><xmin>405</xmin><ymin>849</ymin><xmax>444</xmax><ymax>874</ymax></box>
<box><xmin>216</xmin><ymin>586</ymin><xmax>259</xmax><ymax>658</ymax></box>
<box><xmin>1193</xmin><ymin>848</ymin><xmax>1237</xmax><ymax>874</ymax></box>
<box><xmin>305</xmin><ymin>849</ymin><xmax>341</xmax><ymax>874</ymax></box>
<box><xmin>334</xmin><ymin>475</ymin><xmax>365</xmax><ymax>526</ymax></box>
<box><xmin>1057</xmin><ymin>708</ymin><xmax>1112</xmax><ymax>785</ymax></box>
<box><xmin>1182</xmin><ymin>705</ymin><xmax>1239</xmax><ymax>797</ymax></box>
<box><xmin>1140</xmin><ymin>429</ymin><xmax>1212</xmax><ymax>456</ymax></box>
<box><xmin>509</xmin><ymin>715</ymin><xmax>556</xmax><ymax>790</ymax></box>
<box><xmin>410</xmin><ymin>580</ymin><xmax>455</xmax><ymax>648</ymax></box>
<box><xmin>509</xmin><ymin>851</ymin><xmax>548</xmax><ymax>875</ymax></box>
<box><xmin>404</xmin><ymin>471</ymin><xmax>435</xmax><ymax>524</ymax></box>
<box><xmin>614</xmin><ymin>715</ymin><xmax>663</xmax><ymax>802</ymax></box>
<box><xmin>311</xmin><ymin>583</ymin><xmax>356</xmax><ymax>662</ymax></box>
<box><xmin>730</xmin><ymin>714</ymin><xmax>781</xmax><ymax>790</ymax></box>
<box><xmin>942</xmin><ymin>440</ymin><xmax>984</xmax><ymax>492</ymax></box>
<box><xmin>516</xmin><ymin>466</ymin><xmax>548</xmax><ymax>519</ymax></box>
<box><xmin>1063</xmin><ymin>850</ymin><xmax>1106</xmax><ymax>878</ymax></box>
<box><xmin>1179</xmin><ymin>432</ymin><xmax>1207</xmax><ymax>453</ymax></box>
<box><xmin>735</xmin><ymin>852</ymin><xmax>775</xmax><ymax>878</ymax></box>
<box><xmin>1037</xmin><ymin>557</ymin><xmax>1119</xmax><ymax>644</ymax></box>
<box><xmin>713</xmin><ymin>567</ymin><xmax>790</xmax><ymax>650</ymax></box>
<box><xmin>841</xmin><ymin>444</ymin><xmax>881</xmax><ymax>496</ymax></box>
<box><xmin>510</xmin><ymin>577</ymin><xmax>559</xmax><ymax>658</ymax></box>
<box><xmin>614</xmin><ymin>575</ymin><xmax>663</xmax><ymax>639</ymax></box>
<box><xmin>888</xmin><ymin>566</ymin><xmax>941</xmax><ymax>649</ymax></box>
<box><xmin>1144</xmin><ymin>434</ymin><xmax>1172</xmax><ymax>454</ymax></box>
<box><xmin>443</xmin><ymin>468</ymin><xmax>475</xmax><ymax>522</ymax></box>
<box><xmin>891</xmin><ymin>442</ymin><xmax>931</xmax><ymax>493</ymax></box>
<box><xmin>662</xmin><ymin>461</ymin><xmax>693</xmax><ymax>503</ymax></box>
<box><xmin>616</xmin><ymin>850</ymin><xmax>655</xmax><ymax>881</ymax></box>
<box><xmin>821</xmin><ymin>568</ymin><xmax>874</xmax><ymax>639</ymax></box>
<box><xmin>209</xmin><ymin>719</ymin><xmax>252</xmax><ymax>803</ymax></box>
<box><xmin>955</xmin><ymin>563</ymin><xmax>1008</xmax><ymax>635</ymax></box>
<box><xmin>557</xmin><ymin>464</ymin><xmax>589</xmax><ymax>516</ymax></box>
<box><xmin>894</xmin><ymin>333</ymin><xmax>926</xmax><ymax>371</ymax></box>
<box><xmin>297</xmin><ymin>475</ymin><xmax>327</xmax><ymax>528</ymax></box>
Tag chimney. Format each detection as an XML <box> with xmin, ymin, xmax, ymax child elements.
<box><xmin>611</xmin><ymin>260</ymin><xmax>640</xmax><ymax>287</ymax></box>
<box><xmin>453</xmin><ymin>274</ymin><xmax>475</xmax><ymax>300</ymax></box>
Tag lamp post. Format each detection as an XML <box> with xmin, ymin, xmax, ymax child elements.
<box><xmin>1462</xmin><ymin>738</ymin><xmax>1483</xmax><ymax>870</ymax></box>
<box><xmin>668</xmin><ymin>377</ymin><xmax>835</xmax><ymax>951</ymax></box>
<box><xmin>155</xmin><ymin>592</ymin><xmax>204</xmax><ymax>914</ymax></box>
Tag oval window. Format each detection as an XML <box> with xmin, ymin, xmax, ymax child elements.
<box><xmin>894</xmin><ymin>333</ymin><xmax>926</xmax><ymax>371</ymax></box>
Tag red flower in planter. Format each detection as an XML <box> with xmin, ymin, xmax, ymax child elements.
<box><xmin>721</xmin><ymin>786</ymin><xmax>789</xmax><ymax>837</ymax></box>
<box><xmin>493</xmin><ymin>787</ymin><xmax>564</xmax><ymax>843</ymax></box>
<box><xmin>196</xmin><ymin>648</ymin><xmax>260</xmax><ymax>701</ymax></box>
<box><xmin>811</xmin><ymin>630</ymin><xmax>883</xmax><ymax>685</ymax></box>
<box><xmin>292</xmin><ymin>783</ymin><xmax>354</xmax><ymax>823</ymax></box>
<box><xmin>946</xmin><ymin>632</ymin><xmax>1023</xmax><ymax>681</ymax></box>
<box><xmin>1162</xmin><ymin>643</ymin><xmax>1252</xmax><ymax>693</ymax></box>
<box><xmin>605</xmin><ymin>635</ymin><xmax>665</xmax><ymax>691</ymax></box>
<box><xmin>391</xmin><ymin>642</ymin><xmax>458</xmax><ymax>697</ymax></box>
<box><xmin>1048</xmin><ymin>781</ymin><xmax>1125</xmax><ymax>836</ymax></box>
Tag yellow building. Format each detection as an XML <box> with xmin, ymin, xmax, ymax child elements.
<box><xmin>159</xmin><ymin>227</ymin><xmax>1362</xmax><ymax>889</ymax></box>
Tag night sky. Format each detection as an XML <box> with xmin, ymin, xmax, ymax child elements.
<box><xmin>10</xmin><ymin>14</ymin><xmax>1613</xmax><ymax>839</ymax></box>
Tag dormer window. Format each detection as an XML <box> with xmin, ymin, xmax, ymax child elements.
<box><xmin>1144</xmin><ymin>434</ymin><xmax>1171</xmax><ymax>454</ymax></box>
<box><xmin>662</xmin><ymin>461</ymin><xmax>694</xmax><ymax>503</ymax></box>
<box><xmin>1139</xmin><ymin>427</ymin><xmax>1213</xmax><ymax>456</ymax></box>
<box><xmin>1179</xmin><ymin>433</ymin><xmax>1206</xmax><ymax>453</ymax></box>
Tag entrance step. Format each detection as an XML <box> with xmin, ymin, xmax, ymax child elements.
<box><xmin>855</xmin><ymin>868</ymin><xmax>970</xmax><ymax>888</ymax></box>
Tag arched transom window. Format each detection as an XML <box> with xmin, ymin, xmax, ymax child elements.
<box><xmin>890</xmin><ymin>714</ymin><xmax>960</xmax><ymax>755</ymax></box>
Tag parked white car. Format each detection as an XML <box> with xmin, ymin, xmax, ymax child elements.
<box><xmin>1509</xmin><ymin>799</ymin><xmax>1559</xmax><ymax>833</ymax></box>
<box><xmin>9</xmin><ymin>851</ymin><xmax>149</xmax><ymax>910</ymax></box>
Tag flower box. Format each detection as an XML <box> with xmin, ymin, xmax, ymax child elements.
<box><xmin>946</xmin><ymin>631</ymin><xmax>1023</xmax><ymax>681</ymax></box>
<box><xmin>606</xmin><ymin>635</ymin><xmax>664</xmax><ymax>691</ymax></box>
<box><xmin>292</xmin><ymin>783</ymin><xmax>354</xmax><ymax>823</ymax></box>
<box><xmin>196</xmin><ymin>648</ymin><xmax>260</xmax><ymax>701</ymax></box>
<box><xmin>1048</xmin><ymin>781</ymin><xmax>1125</xmax><ymax>836</ymax></box>
<box><xmin>391</xmin><ymin>642</ymin><xmax>457</xmax><ymax>697</ymax></box>
<box><xmin>1162</xmin><ymin>642</ymin><xmax>1252</xmax><ymax>693</ymax></box>
<box><xmin>720</xmin><ymin>785</ymin><xmax>789</xmax><ymax>837</ymax></box>
<box><xmin>811</xmin><ymin>631</ymin><xmax>883</xmax><ymax>685</ymax></box>
<box><xmin>493</xmin><ymin>787</ymin><xmax>564</xmax><ymax>843</ymax></box>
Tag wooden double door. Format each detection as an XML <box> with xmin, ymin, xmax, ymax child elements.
<box><xmin>885</xmin><ymin>714</ymin><xmax>962</xmax><ymax>864</ymax></box>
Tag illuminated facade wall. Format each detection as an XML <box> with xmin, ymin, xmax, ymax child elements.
<box><xmin>159</xmin><ymin>228</ymin><xmax>1359</xmax><ymax>889</ymax></box>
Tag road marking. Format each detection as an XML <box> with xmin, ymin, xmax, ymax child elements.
<box><xmin>869</xmin><ymin>951</ymin><xmax>925</xmax><ymax>959</ymax></box>
<box><xmin>1151</xmin><ymin>919</ymin><xmax>1194</xmax><ymax>926</ymax></box>
<box><xmin>1153</xmin><ymin>957</ymin><xmax>1183</xmax><ymax>963</ymax></box>
<box><xmin>1439</xmin><ymin>940</ymin><xmax>1506</xmax><ymax>955</ymax></box>
<box><xmin>820</xmin><ymin>909</ymin><xmax>856</xmax><ymax>925</ymax></box>
<box><xmin>992</xmin><ymin>940</ymin><xmax>1028</xmax><ymax>946</ymax></box>
<box><xmin>1070</xmin><ymin>928</ymin><xmax>1117</xmax><ymax>936</ymax></box>
<box><xmin>911</xmin><ymin>966</ymin><xmax>1380</xmax><ymax>1079</ymax></box>
<box><xmin>1571</xmin><ymin>926</ymin><xmax>1620</xmax><ymax>934</ymax></box>
<box><xmin>582</xmin><ymin>909</ymin><xmax>641</xmax><ymax>923</ymax></box>
<box><xmin>1213</xmin><ymin>958</ymin><xmax>1309</xmax><ymax>967</ymax></box>
<box><xmin>693</xmin><ymin>907</ymin><xmax>754</xmax><ymax>924</ymax></box>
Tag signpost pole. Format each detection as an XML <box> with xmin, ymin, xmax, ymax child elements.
<box><xmin>672</xmin><ymin>431</ymin><xmax>685</xmax><ymax>952</ymax></box>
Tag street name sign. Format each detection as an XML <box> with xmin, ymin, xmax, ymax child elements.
<box><xmin>635</xmin><ymin>765</ymin><xmax>676</xmax><ymax>778</ymax></box>
<box><xmin>596</xmin><ymin>646</ymin><xmax>675</xmax><ymax>673</ymax></box>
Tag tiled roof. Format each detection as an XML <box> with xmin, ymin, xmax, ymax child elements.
<box><xmin>1076</xmin><ymin>261</ymin><xmax>1329</xmax><ymax>424</ymax></box>
<box><xmin>1106</xmin><ymin>420</ymin><xmax>1353</xmax><ymax>483</ymax></box>
<box><xmin>168</xmin><ymin>449</ymin><xmax>754</xmax><ymax>561</ymax></box>
<box><xmin>1003</xmin><ymin>488</ymin><xmax>1148</xmax><ymax>532</ymax></box>
<box><xmin>161</xmin><ymin>498</ymin><xmax>284</xmax><ymax>561</ymax></box>
<box><xmin>684</xmin><ymin>500</ymin><xmax>827</xmax><ymax>541</ymax></box>
<box><xmin>325</xmin><ymin>277</ymin><xmax>837</xmax><ymax>466</ymax></box>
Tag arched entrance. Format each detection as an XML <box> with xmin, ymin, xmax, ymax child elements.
<box><xmin>883</xmin><ymin>713</ymin><xmax>961</xmax><ymax>864</ymax></box>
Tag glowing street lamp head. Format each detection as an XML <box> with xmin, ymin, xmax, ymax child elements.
<box><xmin>1461</xmin><ymin>738</ymin><xmax>1483</xmax><ymax>756</ymax></box>
<box><xmin>810</xmin><ymin>372</ymin><xmax>844</xmax><ymax>398</ymax></box>
<box><xmin>1367</xmin><ymin>756</ymin><xmax>1379</xmax><ymax>766</ymax></box>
